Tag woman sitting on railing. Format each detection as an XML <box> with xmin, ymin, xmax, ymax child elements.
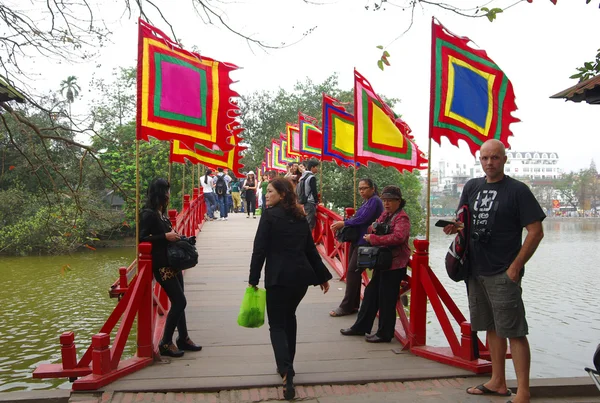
<box><xmin>139</xmin><ymin>178</ymin><xmax>202</xmax><ymax>357</ymax></box>
<box><xmin>340</xmin><ymin>185</ymin><xmax>411</xmax><ymax>343</ymax></box>
<box><xmin>329</xmin><ymin>178</ymin><xmax>383</xmax><ymax>317</ymax></box>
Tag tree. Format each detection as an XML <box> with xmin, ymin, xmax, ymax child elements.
<box><xmin>59</xmin><ymin>76</ymin><xmax>81</xmax><ymax>118</ymax></box>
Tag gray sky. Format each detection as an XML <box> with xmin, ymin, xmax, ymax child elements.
<box><xmin>27</xmin><ymin>0</ymin><xmax>600</xmax><ymax>172</ymax></box>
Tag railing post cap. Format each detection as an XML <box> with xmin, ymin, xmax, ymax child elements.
<box><xmin>138</xmin><ymin>242</ymin><xmax>152</xmax><ymax>255</ymax></box>
<box><xmin>168</xmin><ymin>209</ymin><xmax>178</xmax><ymax>219</ymax></box>
<box><xmin>60</xmin><ymin>331</ymin><xmax>75</xmax><ymax>344</ymax></box>
<box><xmin>184</xmin><ymin>194</ymin><xmax>190</xmax><ymax>201</ymax></box>
<box><xmin>119</xmin><ymin>266</ymin><xmax>127</xmax><ymax>273</ymax></box>
<box><xmin>413</xmin><ymin>238</ymin><xmax>430</xmax><ymax>251</ymax></box>
<box><xmin>460</xmin><ymin>321</ymin><xmax>472</xmax><ymax>333</ymax></box>
<box><xmin>92</xmin><ymin>333</ymin><xmax>110</xmax><ymax>348</ymax></box>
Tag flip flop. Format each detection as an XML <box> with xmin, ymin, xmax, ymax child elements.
<box><xmin>466</xmin><ymin>384</ymin><xmax>512</xmax><ymax>397</ymax></box>
<box><xmin>329</xmin><ymin>308</ymin><xmax>352</xmax><ymax>317</ymax></box>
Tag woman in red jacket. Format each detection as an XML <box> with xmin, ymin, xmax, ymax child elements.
<box><xmin>340</xmin><ymin>185</ymin><xmax>411</xmax><ymax>343</ymax></box>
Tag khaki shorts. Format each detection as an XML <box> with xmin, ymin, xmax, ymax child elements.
<box><xmin>468</xmin><ymin>271</ymin><xmax>528</xmax><ymax>339</ymax></box>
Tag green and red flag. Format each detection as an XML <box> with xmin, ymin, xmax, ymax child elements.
<box><xmin>354</xmin><ymin>70</ymin><xmax>427</xmax><ymax>172</ymax></box>
<box><xmin>298</xmin><ymin>112</ymin><xmax>322</xmax><ymax>158</ymax></box>
<box><xmin>279</xmin><ymin>134</ymin><xmax>299</xmax><ymax>163</ymax></box>
<box><xmin>321</xmin><ymin>94</ymin><xmax>355</xmax><ymax>167</ymax></box>
<box><xmin>137</xmin><ymin>19</ymin><xmax>238</xmax><ymax>151</ymax></box>
<box><xmin>430</xmin><ymin>18</ymin><xmax>519</xmax><ymax>156</ymax></box>
<box><xmin>169</xmin><ymin>125</ymin><xmax>246</xmax><ymax>176</ymax></box>
<box><xmin>264</xmin><ymin>147</ymin><xmax>273</xmax><ymax>170</ymax></box>
<box><xmin>271</xmin><ymin>140</ymin><xmax>287</xmax><ymax>172</ymax></box>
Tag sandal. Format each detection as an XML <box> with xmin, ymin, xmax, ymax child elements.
<box><xmin>329</xmin><ymin>308</ymin><xmax>352</xmax><ymax>317</ymax></box>
<box><xmin>466</xmin><ymin>384</ymin><xmax>512</xmax><ymax>397</ymax></box>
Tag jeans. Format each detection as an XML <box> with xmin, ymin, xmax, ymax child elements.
<box><xmin>266</xmin><ymin>285</ymin><xmax>308</xmax><ymax>377</ymax></box>
<box><xmin>217</xmin><ymin>194</ymin><xmax>228</xmax><ymax>218</ymax></box>
<box><xmin>204</xmin><ymin>192</ymin><xmax>217</xmax><ymax>219</ymax></box>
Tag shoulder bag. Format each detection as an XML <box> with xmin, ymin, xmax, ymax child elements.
<box><xmin>167</xmin><ymin>236</ymin><xmax>198</xmax><ymax>271</ymax></box>
<box><xmin>356</xmin><ymin>209</ymin><xmax>400</xmax><ymax>271</ymax></box>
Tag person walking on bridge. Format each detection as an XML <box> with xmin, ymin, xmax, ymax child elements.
<box><xmin>248</xmin><ymin>177</ymin><xmax>332</xmax><ymax>400</ymax></box>
<box><xmin>443</xmin><ymin>139</ymin><xmax>545</xmax><ymax>403</ymax></box>
<box><xmin>140</xmin><ymin>178</ymin><xmax>202</xmax><ymax>358</ymax></box>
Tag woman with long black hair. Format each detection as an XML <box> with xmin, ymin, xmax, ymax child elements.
<box><xmin>248</xmin><ymin>177</ymin><xmax>332</xmax><ymax>400</ymax></box>
<box><xmin>139</xmin><ymin>178</ymin><xmax>202</xmax><ymax>357</ymax></box>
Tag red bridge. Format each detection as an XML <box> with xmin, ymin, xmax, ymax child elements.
<box><xmin>33</xmin><ymin>187</ymin><xmax>493</xmax><ymax>392</ymax></box>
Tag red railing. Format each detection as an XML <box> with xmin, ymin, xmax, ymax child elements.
<box><xmin>33</xmin><ymin>189</ymin><xmax>206</xmax><ymax>390</ymax></box>
<box><xmin>313</xmin><ymin>204</ymin><xmax>493</xmax><ymax>373</ymax></box>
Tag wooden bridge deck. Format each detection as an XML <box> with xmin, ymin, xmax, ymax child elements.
<box><xmin>105</xmin><ymin>212</ymin><xmax>472</xmax><ymax>392</ymax></box>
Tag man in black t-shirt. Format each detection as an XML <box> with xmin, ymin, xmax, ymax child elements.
<box><xmin>443</xmin><ymin>139</ymin><xmax>545</xmax><ymax>403</ymax></box>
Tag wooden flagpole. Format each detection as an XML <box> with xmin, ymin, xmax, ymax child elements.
<box><xmin>168</xmin><ymin>162</ymin><xmax>172</xmax><ymax>184</ymax></box>
<box><xmin>191</xmin><ymin>162</ymin><xmax>195</xmax><ymax>193</ymax></box>
<box><xmin>135</xmin><ymin>139</ymin><xmax>140</xmax><ymax>272</ymax></box>
<box><xmin>426</xmin><ymin>139</ymin><xmax>433</xmax><ymax>241</ymax></box>
<box><xmin>182</xmin><ymin>163</ymin><xmax>186</xmax><ymax>207</ymax></box>
<box><xmin>353</xmin><ymin>164</ymin><xmax>357</xmax><ymax>211</ymax></box>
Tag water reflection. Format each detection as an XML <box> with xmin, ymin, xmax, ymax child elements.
<box><xmin>0</xmin><ymin>248</ymin><xmax>135</xmax><ymax>392</ymax></box>
<box><xmin>427</xmin><ymin>218</ymin><xmax>600</xmax><ymax>379</ymax></box>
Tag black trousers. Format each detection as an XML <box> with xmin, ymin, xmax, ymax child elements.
<box><xmin>338</xmin><ymin>244</ymin><xmax>361</xmax><ymax>313</ymax></box>
<box><xmin>351</xmin><ymin>267</ymin><xmax>406</xmax><ymax>341</ymax></box>
<box><xmin>266</xmin><ymin>285</ymin><xmax>308</xmax><ymax>377</ymax></box>
<box><xmin>155</xmin><ymin>270</ymin><xmax>188</xmax><ymax>344</ymax></box>
<box><xmin>246</xmin><ymin>193</ymin><xmax>256</xmax><ymax>215</ymax></box>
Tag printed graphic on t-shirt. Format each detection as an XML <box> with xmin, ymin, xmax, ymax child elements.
<box><xmin>473</xmin><ymin>189</ymin><xmax>497</xmax><ymax>227</ymax></box>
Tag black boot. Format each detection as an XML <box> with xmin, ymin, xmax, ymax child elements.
<box><xmin>159</xmin><ymin>342</ymin><xmax>184</xmax><ymax>358</ymax></box>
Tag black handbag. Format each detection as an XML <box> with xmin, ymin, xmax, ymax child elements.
<box><xmin>167</xmin><ymin>237</ymin><xmax>198</xmax><ymax>271</ymax></box>
<box><xmin>356</xmin><ymin>246</ymin><xmax>393</xmax><ymax>271</ymax></box>
<box><xmin>336</xmin><ymin>226</ymin><xmax>359</xmax><ymax>243</ymax></box>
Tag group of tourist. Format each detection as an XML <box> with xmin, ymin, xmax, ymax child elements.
<box><xmin>139</xmin><ymin>139</ymin><xmax>544</xmax><ymax>403</ymax></box>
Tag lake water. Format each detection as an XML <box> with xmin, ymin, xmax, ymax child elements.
<box><xmin>0</xmin><ymin>218</ymin><xmax>598</xmax><ymax>392</ymax></box>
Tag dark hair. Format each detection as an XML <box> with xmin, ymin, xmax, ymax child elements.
<box><xmin>358</xmin><ymin>178</ymin><xmax>379</xmax><ymax>196</ymax></box>
<box><xmin>204</xmin><ymin>169</ymin><xmax>212</xmax><ymax>185</ymax></box>
<box><xmin>269</xmin><ymin>177</ymin><xmax>306</xmax><ymax>220</ymax></box>
<box><xmin>306</xmin><ymin>159</ymin><xmax>320</xmax><ymax>170</ymax></box>
<box><xmin>287</xmin><ymin>162</ymin><xmax>294</xmax><ymax>168</ymax></box>
<box><xmin>217</xmin><ymin>167</ymin><xmax>224</xmax><ymax>172</ymax></box>
<box><xmin>144</xmin><ymin>178</ymin><xmax>170</xmax><ymax>214</ymax></box>
<box><xmin>381</xmin><ymin>185</ymin><xmax>406</xmax><ymax>210</ymax></box>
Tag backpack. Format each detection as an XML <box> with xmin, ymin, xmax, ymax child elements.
<box><xmin>296</xmin><ymin>174</ymin><xmax>312</xmax><ymax>204</ymax></box>
<box><xmin>231</xmin><ymin>181</ymin><xmax>240</xmax><ymax>192</ymax></box>
<box><xmin>445</xmin><ymin>204</ymin><xmax>471</xmax><ymax>282</ymax></box>
<box><xmin>215</xmin><ymin>175</ymin><xmax>227</xmax><ymax>196</ymax></box>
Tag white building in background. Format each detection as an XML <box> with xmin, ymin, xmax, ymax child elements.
<box><xmin>471</xmin><ymin>151</ymin><xmax>562</xmax><ymax>180</ymax></box>
<box><xmin>433</xmin><ymin>159</ymin><xmax>471</xmax><ymax>195</ymax></box>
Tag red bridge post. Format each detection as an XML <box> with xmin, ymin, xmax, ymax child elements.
<box><xmin>91</xmin><ymin>333</ymin><xmax>111</xmax><ymax>375</ymax></box>
<box><xmin>137</xmin><ymin>242</ymin><xmax>154</xmax><ymax>358</ymax></box>
<box><xmin>60</xmin><ymin>332</ymin><xmax>77</xmax><ymax>370</ymax></box>
<box><xmin>410</xmin><ymin>239</ymin><xmax>429</xmax><ymax>347</ymax></box>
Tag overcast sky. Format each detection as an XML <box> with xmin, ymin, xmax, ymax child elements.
<box><xmin>27</xmin><ymin>0</ymin><xmax>600</xmax><ymax>173</ymax></box>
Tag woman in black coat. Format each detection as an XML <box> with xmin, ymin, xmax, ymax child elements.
<box><xmin>248</xmin><ymin>177</ymin><xmax>332</xmax><ymax>400</ymax></box>
<box><xmin>139</xmin><ymin>178</ymin><xmax>202</xmax><ymax>358</ymax></box>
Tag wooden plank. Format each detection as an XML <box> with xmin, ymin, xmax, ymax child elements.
<box><xmin>105</xmin><ymin>213</ymin><xmax>474</xmax><ymax>392</ymax></box>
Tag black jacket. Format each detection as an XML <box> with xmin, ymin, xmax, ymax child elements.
<box><xmin>249</xmin><ymin>204</ymin><xmax>332</xmax><ymax>288</ymax></box>
<box><xmin>139</xmin><ymin>208</ymin><xmax>172</xmax><ymax>270</ymax></box>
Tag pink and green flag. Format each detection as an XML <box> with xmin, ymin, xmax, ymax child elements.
<box><xmin>298</xmin><ymin>112</ymin><xmax>322</xmax><ymax>159</ymax></box>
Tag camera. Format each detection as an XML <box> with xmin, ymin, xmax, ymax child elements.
<box><xmin>471</xmin><ymin>229</ymin><xmax>491</xmax><ymax>243</ymax></box>
<box><xmin>372</xmin><ymin>222</ymin><xmax>391</xmax><ymax>236</ymax></box>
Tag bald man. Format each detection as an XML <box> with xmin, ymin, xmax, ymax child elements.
<box><xmin>443</xmin><ymin>139</ymin><xmax>545</xmax><ymax>403</ymax></box>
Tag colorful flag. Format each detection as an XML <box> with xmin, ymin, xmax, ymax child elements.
<box><xmin>286</xmin><ymin>123</ymin><xmax>301</xmax><ymax>157</ymax></box>
<box><xmin>430</xmin><ymin>19</ymin><xmax>519</xmax><ymax>156</ymax></box>
<box><xmin>137</xmin><ymin>19</ymin><xmax>238</xmax><ymax>151</ymax></box>
<box><xmin>298</xmin><ymin>112</ymin><xmax>322</xmax><ymax>158</ymax></box>
<box><xmin>265</xmin><ymin>148</ymin><xmax>272</xmax><ymax>170</ymax></box>
<box><xmin>169</xmin><ymin>126</ymin><xmax>246</xmax><ymax>176</ymax></box>
<box><xmin>354</xmin><ymin>70</ymin><xmax>427</xmax><ymax>172</ymax></box>
<box><xmin>321</xmin><ymin>94</ymin><xmax>355</xmax><ymax>167</ymax></box>
<box><xmin>271</xmin><ymin>140</ymin><xmax>287</xmax><ymax>172</ymax></box>
<box><xmin>280</xmin><ymin>134</ymin><xmax>299</xmax><ymax>163</ymax></box>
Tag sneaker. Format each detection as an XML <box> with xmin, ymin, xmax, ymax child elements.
<box><xmin>224</xmin><ymin>217</ymin><xmax>228</xmax><ymax>221</ymax></box>
<box><xmin>159</xmin><ymin>342</ymin><xmax>184</xmax><ymax>358</ymax></box>
<box><xmin>176</xmin><ymin>337</ymin><xmax>202</xmax><ymax>352</ymax></box>
<box><xmin>246</xmin><ymin>215</ymin><xmax>249</xmax><ymax>218</ymax></box>
<box><xmin>253</xmin><ymin>216</ymin><xmax>257</xmax><ymax>219</ymax></box>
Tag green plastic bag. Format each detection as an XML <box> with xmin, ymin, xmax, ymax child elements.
<box><xmin>237</xmin><ymin>287</ymin><xmax>266</xmax><ymax>328</ymax></box>
<box><xmin>256</xmin><ymin>207</ymin><xmax>262</xmax><ymax>216</ymax></box>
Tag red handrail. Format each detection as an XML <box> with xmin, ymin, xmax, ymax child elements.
<box><xmin>313</xmin><ymin>204</ymin><xmax>493</xmax><ymax>374</ymax></box>
<box><xmin>33</xmin><ymin>189</ymin><xmax>206</xmax><ymax>390</ymax></box>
